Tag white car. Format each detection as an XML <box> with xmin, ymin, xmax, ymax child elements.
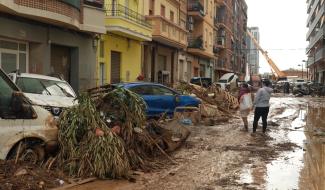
<box><xmin>0</xmin><ymin>68</ymin><xmax>58</xmax><ymax>161</ymax></box>
<box><xmin>216</xmin><ymin>73</ymin><xmax>239</xmax><ymax>91</ymax></box>
<box><xmin>293</xmin><ymin>79</ymin><xmax>307</xmax><ymax>87</ymax></box>
<box><xmin>8</xmin><ymin>73</ymin><xmax>77</xmax><ymax>117</ymax></box>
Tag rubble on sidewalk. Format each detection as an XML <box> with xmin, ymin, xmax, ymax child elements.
<box><xmin>0</xmin><ymin>160</ymin><xmax>67</xmax><ymax>190</ymax></box>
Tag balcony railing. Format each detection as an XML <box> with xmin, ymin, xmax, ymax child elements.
<box><xmin>188</xmin><ymin>36</ymin><xmax>204</xmax><ymax>49</ymax></box>
<box><xmin>315</xmin><ymin>47</ymin><xmax>325</xmax><ymax>63</ymax></box>
<box><xmin>215</xmin><ymin>16</ymin><xmax>227</xmax><ymax>25</ymax></box>
<box><xmin>147</xmin><ymin>16</ymin><xmax>187</xmax><ymax>47</ymax></box>
<box><xmin>105</xmin><ymin>4</ymin><xmax>151</xmax><ymax>28</ymax></box>
<box><xmin>188</xmin><ymin>0</ymin><xmax>205</xmax><ymax>16</ymax></box>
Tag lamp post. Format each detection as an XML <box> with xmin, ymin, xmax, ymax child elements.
<box><xmin>302</xmin><ymin>60</ymin><xmax>307</xmax><ymax>80</ymax></box>
<box><xmin>298</xmin><ymin>61</ymin><xmax>305</xmax><ymax>79</ymax></box>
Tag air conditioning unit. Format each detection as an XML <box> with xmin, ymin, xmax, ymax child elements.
<box><xmin>162</xmin><ymin>70</ymin><xmax>170</xmax><ymax>75</ymax></box>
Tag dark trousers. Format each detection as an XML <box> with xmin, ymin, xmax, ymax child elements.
<box><xmin>253</xmin><ymin>107</ymin><xmax>270</xmax><ymax>133</ymax></box>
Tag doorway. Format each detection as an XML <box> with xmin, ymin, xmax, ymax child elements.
<box><xmin>111</xmin><ymin>51</ymin><xmax>121</xmax><ymax>83</ymax></box>
<box><xmin>51</xmin><ymin>45</ymin><xmax>71</xmax><ymax>83</ymax></box>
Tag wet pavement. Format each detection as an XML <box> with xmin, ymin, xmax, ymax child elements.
<box><xmin>70</xmin><ymin>95</ymin><xmax>325</xmax><ymax>190</ymax></box>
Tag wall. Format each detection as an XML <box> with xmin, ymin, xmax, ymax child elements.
<box><xmin>0</xmin><ymin>16</ymin><xmax>97</xmax><ymax>91</ymax></box>
<box><xmin>101</xmin><ymin>34</ymin><xmax>142</xmax><ymax>83</ymax></box>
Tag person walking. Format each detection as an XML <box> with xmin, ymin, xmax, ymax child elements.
<box><xmin>252</xmin><ymin>80</ymin><xmax>273</xmax><ymax>134</ymax></box>
<box><xmin>238</xmin><ymin>83</ymin><xmax>253</xmax><ymax>131</ymax></box>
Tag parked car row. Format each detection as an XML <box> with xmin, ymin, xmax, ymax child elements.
<box><xmin>0</xmin><ymin>68</ymin><xmax>201</xmax><ymax>161</ymax></box>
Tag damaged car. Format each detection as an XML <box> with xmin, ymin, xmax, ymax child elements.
<box><xmin>0</xmin><ymin>68</ymin><xmax>58</xmax><ymax>162</ymax></box>
<box><xmin>8</xmin><ymin>72</ymin><xmax>77</xmax><ymax>118</ymax></box>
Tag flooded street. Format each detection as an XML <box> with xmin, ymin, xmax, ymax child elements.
<box><xmin>71</xmin><ymin>95</ymin><xmax>325</xmax><ymax>190</ymax></box>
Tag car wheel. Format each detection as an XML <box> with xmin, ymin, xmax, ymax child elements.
<box><xmin>8</xmin><ymin>140</ymin><xmax>45</xmax><ymax>164</ymax></box>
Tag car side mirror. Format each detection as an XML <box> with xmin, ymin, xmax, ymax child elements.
<box><xmin>11</xmin><ymin>91</ymin><xmax>37</xmax><ymax>119</ymax></box>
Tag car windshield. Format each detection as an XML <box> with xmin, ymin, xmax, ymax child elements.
<box><xmin>16</xmin><ymin>77</ymin><xmax>76</xmax><ymax>97</ymax></box>
<box><xmin>218</xmin><ymin>79</ymin><xmax>228</xmax><ymax>83</ymax></box>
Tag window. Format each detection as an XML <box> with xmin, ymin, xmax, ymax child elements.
<box><xmin>99</xmin><ymin>62</ymin><xmax>105</xmax><ymax>85</ymax></box>
<box><xmin>149</xmin><ymin>0</ymin><xmax>155</xmax><ymax>15</ymax></box>
<box><xmin>0</xmin><ymin>39</ymin><xmax>28</xmax><ymax>74</ymax></box>
<box><xmin>129</xmin><ymin>86</ymin><xmax>152</xmax><ymax>95</ymax></box>
<box><xmin>100</xmin><ymin>41</ymin><xmax>104</xmax><ymax>58</ymax></box>
<box><xmin>205</xmin><ymin>29</ymin><xmax>208</xmax><ymax>48</ymax></box>
<box><xmin>160</xmin><ymin>5</ymin><xmax>165</xmax><ymax>17</ymax></box>
<box><xmin>209</xmin><ymin>32</ymin><xmax>212</xmax><ymax>47</ymax></box>
<box><xmin>151</xmin><ymin>85</ymin><xmax>175</xmax><ymax>95</ymax></box>
<box><xmin>170</xmin><ymin>11</ymin><xmax>174</xmax><ymax>22</ymax></box>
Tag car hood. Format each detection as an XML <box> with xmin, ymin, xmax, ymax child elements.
<box><xmin>24</xmin><ymin>93</ymin><xmax>77</xmax><ymax>108</ymax></box>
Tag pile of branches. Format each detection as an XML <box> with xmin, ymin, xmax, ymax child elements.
<box><xmin>58</xmin><ymin>94</ymin><xmax>130</xmax><ymax>179</ymax></box>
<box><xmin>58</xmin><ymin>87</ymin><xmax>180</xmax><ymax>179</ymax></box>
<box><xmin>176</xmin><ymin>82</ymin><xmax>239</xmax><ymax>119</ymax></box>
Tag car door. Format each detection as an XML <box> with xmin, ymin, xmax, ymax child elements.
<box><xmin>129</xmin><ymin>85</ymin><xmax>177</xmax><ymax>117</ymax></box>
<box><xmin>149</xmin><ymin>85</ymin><xmax>177</xmax><ymax>116</ymax></box>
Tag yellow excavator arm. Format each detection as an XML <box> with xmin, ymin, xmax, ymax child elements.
<box><xmin>246</xmin><ymin>30</ymin><xmax>286</xmax><ymax>78</ymax></box>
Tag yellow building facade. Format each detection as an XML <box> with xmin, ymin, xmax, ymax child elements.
<box><xmin>97</xmin><ymin>0</ymin><xmax>152</xmax><ymax>85</ymax></box>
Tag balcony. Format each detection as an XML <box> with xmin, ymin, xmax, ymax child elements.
<box><xmin>187</xmin><ymin>36</ymin><xmax>215</xmax><ymax>59</ymax></box>
<box><xmin>188</xmin><ymin>0</ymin><xmax>205</xmax><ymax>20</ymax></box>
<box><xmin>105</xmin><ymin>4</ymin><xmax>152</xmax><ymax>41</ymax></box>
<box><xmin>188</xmin><ymin>36</ymin><xmax>204</xmax><ymax>49</ymax></box>
<box><xmin>306</xmin><ymin>25</ymin><xmax>325</xmax><ymax>53</ymax></box>
<box><xmin>315</xmin><ymin>47</ymin><xmax>325</xmax><ymax>63</ymax></box>
<box><xmin>0</xmin><ymin>0</ymin><xmax>81</xmax><ymax>30</ymax></box>
<box><xmin>146</xmin><ymin>16</ymin><xmax>187</xmax><ymax>49</ymax></box>
<box><xmin>306</xmin><ymin>2</ymin><xmax>325</xmax><ymax>40</ymax></box>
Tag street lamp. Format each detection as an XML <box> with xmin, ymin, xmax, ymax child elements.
<box><xmin>302</xmin><ymin>60</ymin><xmax>307</xmax><ymax>80</ymax></box>
<box><xmin>298</xmin><ymin>61</ymin><xmax>305</xmax><ymax>79</ymax></box>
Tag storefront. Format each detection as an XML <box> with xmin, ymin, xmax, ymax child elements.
<box><xmin>0</xmin><ymin>16</ymin><xmax>97</xmax><ymax>91</ymax></box>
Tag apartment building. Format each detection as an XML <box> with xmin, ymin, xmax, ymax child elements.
<box><xmin>306</xmin><ymin>0</ymin><xmax>325</xmax><ymax>84</ymax></box>
<box><xmin>247</xmin><ymin>27</ymin><xmax>260</xmax><ymax>75</ymax></box>
<box><xmin>97</xmin><ymin>0</ymin><xmax>152</xmax><ymax>85</ymax></box>
<box><xmin>187</xmin><ymin>0</ymin><xmax>216</xmax><ymax>79</ymax></box>
<box><xmin>143</xmin><ymin>0</ymin><xmax>188</xmax><ymax>85</ymax></box>
<box><xmin>0</xmin><ymin>0</ymin><xmax>106</xmax><ymax>91</ymax></box>
<box><xmin>214</xmin><ymin>0</ymin><xmax>247</xmax><ymax>80</ymax></box>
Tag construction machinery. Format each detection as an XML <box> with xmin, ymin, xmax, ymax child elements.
<box><xmin>246</xmin><ymin>30</ymin><xmax>286</xmax><ymax>81</ymax></box>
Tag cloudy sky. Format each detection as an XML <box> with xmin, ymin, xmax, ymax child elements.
<box><xmin>245</xmin><ymin>0</ymin><xmax>309</xmax><ymax>74</ymax></box>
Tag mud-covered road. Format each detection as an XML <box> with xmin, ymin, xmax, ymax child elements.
<box><xmin>71</xmin><ymin>95</ymin><xmax>325</xmax><ymax>190</ymax></box>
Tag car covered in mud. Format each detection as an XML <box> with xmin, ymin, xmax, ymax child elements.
<box><xmin>8</xmin><ymin>72</ymin><xmax>77</xmax><ymax>118</ymax></box>
<box><xmin>0</xmin><ymin>68</ymin><xmax>58</xmax><ymax>162</ymax></box>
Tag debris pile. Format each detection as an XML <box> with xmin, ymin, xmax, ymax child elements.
<box><xmin>57</xmin><ymin>86</ymin><xmax>190</xmax><ymax>179</ymax></box>
<box><xmin>177</xmin><ymin>82</ymin><xmax>239</xmax><ymax>123</ymax></box>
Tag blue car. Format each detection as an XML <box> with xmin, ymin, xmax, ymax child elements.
<box><xmin>117</xmin><ymin>82</ymin><xmax>201</xmax><ymax>117</ymax></box>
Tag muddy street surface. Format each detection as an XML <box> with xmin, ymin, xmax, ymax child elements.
<box><xmin>72</xmin><ymin>95</ymin><xmax>325</xmax><ymax>190</ymax></box>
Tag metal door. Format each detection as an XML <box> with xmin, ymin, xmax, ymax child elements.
<box><xmin>111</xmin><ymin>51</ymin><xmax>121</xmax><ymax>83</ymax></box>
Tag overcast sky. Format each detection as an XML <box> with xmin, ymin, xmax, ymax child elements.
<box><xmin>245</xmin><ymin>0</ymin><xmax>309</xmax><ymax>74</ymax></box>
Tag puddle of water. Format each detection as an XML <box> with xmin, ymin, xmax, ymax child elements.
<box><xmin>273</xmin><ymin>109</ymin><xmax>297</xmax><ymax>119</ymax></box>
<box><xmin>264</xmin><ymin>108</ymin><xmax>306</xmax><ymax>189</ymax></box>
<box><xmin>265</xmin><ymin>148</ymin><xmax>304</xmax><ymax>189</ymax></box>
<box><xmin>240</xmin><ymin>101</ymin><xmax>308</xmax><ymax>189</ymax></box>
<box><xmin>299</xmin><ymin>100</ymin><xmax>325</xmax><ymax>189</ymax></box>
